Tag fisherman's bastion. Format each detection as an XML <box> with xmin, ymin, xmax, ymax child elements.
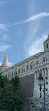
<box><xmin>0</xmin><ymin>35</ymin><xmax>49</xmax><ymax>111</ymax></box>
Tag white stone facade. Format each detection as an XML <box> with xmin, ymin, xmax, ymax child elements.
<box><xmin>0</xmin><ymin>35</ymin><xmax>49</xmax><ymax>101</ymax></box>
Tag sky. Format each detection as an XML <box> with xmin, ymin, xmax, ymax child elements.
<box><xmin>0</xmin><ymin>0</ymin><xmax>49</xmax><ymax>66</ymax></box>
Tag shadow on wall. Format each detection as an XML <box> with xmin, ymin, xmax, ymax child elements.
<box><xmin>20</xmin><ymin>74</ymin><xmax>34</xmax><ymax>98</ymax></box>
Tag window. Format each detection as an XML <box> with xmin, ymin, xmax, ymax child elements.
<box><xmin>43</xmin><ymin>57</ymin><xmax>47</xmax><ymax>62</ymax></box>
<box><xmin>36</xmin><ymin>61</ymin><xmax>39</xmax><ymax>64</ymax></box>
<box><xmin>30</xmin><ymin>61</ymin><xmax>34</xmax><ymax>70</ymax></box>
<box><xmin>30</xmin><ymin>64</ymin><xmax>32</xmax><ymax>70</ymax></box>
<box><xmin>22</xmin><ymin>65</ymin><xmax>25</xmax><ymax>73</ymax></box>
<box><xmin>43</xmin><ymin>68</ymin><xmax>45</xmax><ymax>76</ymax></box>
<box><xmin>18</xmin><ymin>68</ymin><xmax>20</xmax><ymax>74</ymax></box>
<box><xmin>12</xmin><ymin>71</ymin><xmax>13</xmax><ymax>77</ymax></box>
<box><xmin>27</xmin><ymin>65</ymin><xmax>29</xmax><ymax>71</ymax></box>
<box><xmin>14</xmin><ymin>71</ymin><xmax>17</xmax><ymax>77</ymax></box>
<box><xmin>46</xmin><ymin>44</ymin><xmax>48</xmax><ymax>48</ymax></box>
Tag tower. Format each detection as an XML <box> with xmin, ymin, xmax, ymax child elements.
<box><xmin>2</xmin><ymin>54</ymin><xmax>9</xmax><ymax>68</ymax></box>
<box><xmin>44</xmin><ymin>35</ymin><xmax>49</xmax><ymax>52</ymax></box>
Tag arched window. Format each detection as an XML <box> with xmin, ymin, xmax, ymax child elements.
<box><xmin>36</xmin><ymin>61</ymin><xmax>39</xmax><ymax>64</ymax></box>
<box><xmin>22</xmin><ymin>65</ymin><xmax>25</xmax><ymax>73</ymax></box>
<box><xmin>8</xmin><ymin>72</ymin><xmax>10</xmax><ymax>78</ymax></box>
<box><xmin>43</xmin><ymin>68</ymin><xmax>45</xmax><ymax>76</ymax></box>
<box><xmin>43</xmin><ymin>57</ymin><xmax>47</xmax><ymax>62</ymax></box>
<box><xmin>14</xmin><ymin>71</ymin><xmax>17</xmax><ymax>76</ymax></box>
<box><xmin>36</xmin><ymin>71</ymin><xmax>37</xmax><ymax>77</ymax></box>
<box><xmin>45</xmin><ymin>67</ymin><xmax>48</xmax><ymax>77</ymax></box>
<box><xmin>46</xmin><ymin>44</ymin><xmax>48</xmax><ymax>48</ymax></box>
<box><xmin>30</xmin><ymin>64</ymin><xmax>32</xmax><ymax>70</ymax></box>
<box><xmin>26</xmin><ymin>65</ymin><xmax>29</xmax><ymax>71</ymax></box>
<box><xmin>18</xmin><ymin>68</ymin><xmax>20</xmax><ymax>74</ymax></box>
<box><xmin>37</xmin><ymin>70</ymin><xmax>40</xmax><ymax>77</ymax></box>
<box><xmin>40</xmin><ymin>69</ymin><xmax>42</xmax><ymax>73</ymax></box>
<box><xmin>22</xmin><ymin>68</ymin><xmax>23</xmax><ymax>73</ymax></box>
<box><xmin>12</xmin><ymin>71</ymin><xmax>13</xmax><ymax>77</ymax></box>
<box><xmin>30</xmin><ymin>61</ymin><xmax>34</xmax><ymax>70</ymax></box>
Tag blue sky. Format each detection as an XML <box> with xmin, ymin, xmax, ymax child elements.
<box><xmin>0</xmin><ymin>0</ymin><xmax>49</xmax><ymax>66</ymax></box>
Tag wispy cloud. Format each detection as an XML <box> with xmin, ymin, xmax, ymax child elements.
<box><xmin>25</xmin><ymin>12</ymin><xmax>49</xmax><ymax>22</ymax></box>
<box><xmin>8</xmin><ymin>12</ymin><xmax>49</xmax><ymax>27</ymax></box>
<box><xmin>27</xmin><ymin>34</ymin><xmax>48</xmax><ymax>56</ymax></box>
<box><xmin>0</xmin><ymin>24</ymin><xmax>7</xmax><ymax>31</ymax></box>
<box><xmin>1</xmin><ymin>12</ymin><xmax>49</xmax><ymax>29</ymax></box>
<box><xmin>24</xmin><ymin>21</ymin><xmax>41</xmax><ymax>56</ymax></box>
<box><xmin>0</xmin><ymin>44</ymin><xmax>11</xmax><ymax>52</ymax></box>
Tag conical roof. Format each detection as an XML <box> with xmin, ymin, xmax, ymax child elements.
<box><xmin>2</xmin><ymin>54</ymin><xmax>9</xmax><ymax>67</ymax></box>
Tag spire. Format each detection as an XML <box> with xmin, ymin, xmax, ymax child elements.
<box><xmin>2</xmin><ymin>54</ymin><xmax>9</xmax><ymax>68</ymax></box>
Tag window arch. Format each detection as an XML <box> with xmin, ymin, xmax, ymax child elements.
<box><xmin>22</xmin><ymin>65</ymin><xmax>25</xmax><ymax>73</ymax></box>
<box><xmin>26</xmin><ymin>64</ymin><xmax>29</xmax><ymax>71</ymax></box>
<box><xmin>45</xmin><ymin>67</ymin><xmax>48</xmax><ymax>77</ymax></box>
<box><xmin>12</xmin><ymin>71</ymin><xmax>13</xmax><ymax>77</ymax></box>
<box><xmin>43</xmin><ymin>68</ymin><xmax>45</xmax><ymax>76</ymax></box>
<box><xmin>30</xmin><ymin>64</ymin><xmax>32</xmax><ymax>70</ymax></box>
<box><xmin>18</xmin><ymin>68</ymin><xmax>20</xmax><ymax>74</ymax></box>
<box><xmin>40</xmin><ymin>69</ymin><xmax>42</xmax><ymax>73</ymax></box>
<box><xmin>46</xmin><ymin>44</ymin><xmax>48</xmax><ymax>48</ymax></box>
<box><xmin>36</xmin><ymin>61</ymin><xmax>39</xmax><ymax>64</ymax></box>
<box><xmin>30</xmin><ymin>61</ymin><xmax>34</xmax><ymax>70</ymax></box>
<box><xmin>14</xmin><ymin>71</ymin><xmax>17</xmax><ymax>76</ymax></box>
<box><xmin>43</xmin><ymin>57</ymin><xmax>47</xmax><ymax>62</ymax></box>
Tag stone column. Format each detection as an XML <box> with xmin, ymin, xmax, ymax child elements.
<box><xmin>47</xmin><ymin>68</ymin><xmax>49</xmax><ymax>95</ymax></box>
<box><xmin>33</xmin><ymin>71</ymin><xmax>40</xmax><ymax>99</ymax></box>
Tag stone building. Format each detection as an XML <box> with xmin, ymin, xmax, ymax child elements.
<box><xmin>0</xmin><ymin>35</ymin><xmax>49</xmax><ymax>107</ymax></box>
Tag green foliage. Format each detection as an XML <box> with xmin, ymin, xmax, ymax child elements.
<box><xmin>0</xmin><ymin>75</ymin><xmax>25</xmax><ymax>111</ymax></box>
<box><xmin>0</xmin><ymin>74</ymin><xmax>8</xmax><ymax>88</ymax></box>
<box><xmin>11</xmin><ymin>76</ymin><xmax>20</xmax><ymax>87</ymax></box>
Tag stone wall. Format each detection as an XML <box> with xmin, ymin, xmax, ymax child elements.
<box><xmin>20</xmin><ymin>74</ymin><xmax>34</xmax><ymax>98</ymax></box>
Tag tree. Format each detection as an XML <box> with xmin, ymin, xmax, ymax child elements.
<box><xmin>0</xmin><ymin>75</ymin><xmax>25</xmax><ymax>111</ymax></box>
<box><xmin>0</xmin><ymin>73</ymin><xmax>8</xmax><ymax>88</ymax></box>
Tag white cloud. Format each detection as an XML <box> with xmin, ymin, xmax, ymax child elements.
<box><xmin>24</xmin><ymin>21</ymin><xmax>41</xmax><ymax>56</ymax></box>
<box><xmin>0</xmin><ymin>24</ymin><xmax>7</xmax><ymax>31</ymax></box>
<box><xmin>1</xmin><ymin>12</ymin><xmax>49</xmax><ymax>28</ymax></box>
<box><xmin>0</xmin><ymin>62</ymin><xmax>2</xmax><ymax>66</ymax></box>
<box><xmin>8</xmin><ymin>12</ymin><xmax>49</xmax><ymax>26</ymax></box>
<box><xmin>8</xmin><ymin>62</ymin><xmax>13</xmax><ymax>66</ymax></box>
<box><xmin>25</xmin><ymin>12</ymin><xmax>49</xmax><ymax>22</ymax></box>
<box><xmin>0</xmin><ymin>44</ymin><xmax>11</xmax><ymax>52</ymax></box>
<box><xmin>28</xmin><ymin>34</ymin><xmax>48</xmax><ymax>56</ymax></box>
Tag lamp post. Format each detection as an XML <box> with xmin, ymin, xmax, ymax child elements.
<box><xmin>38</xmin><ymin>72</ymin><xmax>48</xmax><ymax>111</ymax></box>
<box><xmin>44</xmin><ymin>77</ymin><xmax>45</xmax><ymax>111</ymax></box>
<box><xmin>38</xmin><ymin>72</ymin><xmax>43</xmax><ymax>111</ymax></box>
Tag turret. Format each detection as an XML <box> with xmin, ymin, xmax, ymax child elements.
<box><xmin>44</xmin><ymin>35</ymin><xmax>49</xmax><ymax>52</ymax></box>
<box><xmin>2</xmin><ymin>54</ymin><xmax>9</xmax><ymax>68</ymax></box>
